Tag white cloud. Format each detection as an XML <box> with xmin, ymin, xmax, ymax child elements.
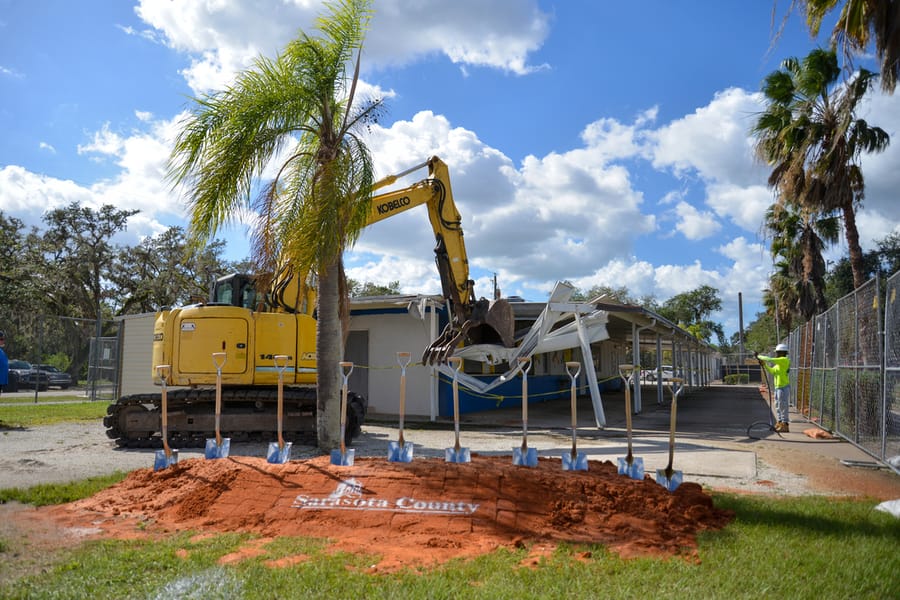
<box><xmin>650</xmin><ymin>87</ymin><xmax>766</xmax><ymax>186</ymax></box>
<box><xmin>348</xmin><ymin>110</ymin><xmax>658</xmax><ymax>300</ymax></box>
<box><xmin>366</xmin><ymin>0</ymin><xmax>550</xmax><ymax>75</ymax></box>
<box><xmin>0</xmin><ymin>65</ymin><xmax>23</xmax><ymax>78</ymax></box>
<box><xmin>674</xmin><ymin>201</ymin><xmax>720</xmax><ymax>240</ymax></box>
<box><xmin>39</xmin><ymin>142</ymin><xmax>56</xmax><ymax>154</ymax></box>
<box><xmin>77</xmin><ymin>123</ymin><xmax>125</xmax><ymax>158</ymax></box>
<box><xmin>134</xmin><ymin>0</ymin><xmax>551</xmax><ymax>94</ymax></box>
<box><xmin>857</xmin><ymin>90</ymin><xmax>900</xmax><ymax>233</ymax></box>
<box><xmin>1</xmin><ymin>115</ymin><xmax>195</xmax><ymax>247</ymax></box>
<box><xmin>0</xmin><ymin>165</ymin><xmax>94</xmax><ymax>221</ymax></box>
<box><xmin>705</xmin><ymin>182</ymin><xmax>773</xmax><ymax>232</ymax></box>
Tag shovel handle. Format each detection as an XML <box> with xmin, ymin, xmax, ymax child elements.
<box><xmin>449</xmin><ymin>356</ymin><xmax>462</xmax><ymax>446</ymax></box>
<box><xmin>397</xmin><ymin>352</ymin><xmax>410</xmax><ymax>437</ymax></box>
<box><xmin>212</xmin><ymin>353</ymin><xmax>226</xmax><ymax>444</ymax></box>
<box><xmin>666</xmin><ymin>379</ymin><xmax>680</xmax><ymax>470</ymax></box>
<box><xmin>274</xmin><ymin>355</ymin><xmax>289</xmax><ymax>448</ymax></box>
<box><xmin>623</xmin><ymin>370</ymin><xmax>634</xmax><ymax>453</ymax></box>
<box><xmin>518</xmin><ymin>357</ymin><xmax>531</xmax><ymax>437</ymax></box>
<box><xmin>565</xmin><ymin>361</ymin><xmax>581</xmax><ymax>452</ymax></box>
<box><xmin>156</xmin><ymin>365</ymin><xmax>171</xmax><ymax>456</ymax></box>
<box><xmin>339</xmin><ymin>362</ymin><xmax>353</xmax><ymax>454</ymax></box>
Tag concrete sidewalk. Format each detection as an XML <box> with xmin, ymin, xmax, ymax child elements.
<box><xmin>365</xmin><ymin>383</ymin><xmax>898</xmax><ymax>495</ymax></box>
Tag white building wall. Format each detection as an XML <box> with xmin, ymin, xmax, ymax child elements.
<box><xmin>349</xmin><ymin>309</ymin><xmax>435</xmax><ymax>417</ymax></box>
<box><xmin>117</xmin><ymin>312</ymin><xmax>157</xmax><ymax>397</ymax></box>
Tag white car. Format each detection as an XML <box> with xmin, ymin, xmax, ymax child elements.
<box><xmin>645</xmin><ymin>365</ymin><xmax>674</xmax><ymax>381</ymax></box>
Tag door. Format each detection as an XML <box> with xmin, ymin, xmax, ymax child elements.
<box><xmin>344</xmin><ymin>330</ymin><xmax>369</xmax><ymax>399</ymax></box>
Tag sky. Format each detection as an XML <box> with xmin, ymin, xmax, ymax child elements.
<box><xmin>2</xmin><ymin>0</ymin><xmax>899</xmax><ymax>340</ymax></box>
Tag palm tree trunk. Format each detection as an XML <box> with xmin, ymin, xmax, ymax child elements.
<box><xmin>842</xmin><ymin>202</ymin><xmax>866</xmax><ymax>289</ymax></box>
<box><xmin>316</xmin><ymin>255</ymin><xmax>343</xmax><ymax>450</ymax></box>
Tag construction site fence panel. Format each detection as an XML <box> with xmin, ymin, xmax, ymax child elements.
<box><xmin>786</xmin><ymin>272</ymin><xmax>899</xmax><ymax>474</ymax></box>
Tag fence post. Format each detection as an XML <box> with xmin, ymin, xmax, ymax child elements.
<box><xmin>880</xmin><ymin>275</ymin><xmax>887</xmax><ymax>462</ymax></box>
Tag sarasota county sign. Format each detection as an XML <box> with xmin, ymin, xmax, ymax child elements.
<box><xmin>291</xmin><ymin>478</ymin><xmax>480</xmax><ymax>516</ymax></box>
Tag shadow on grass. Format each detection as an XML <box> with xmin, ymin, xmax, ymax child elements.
<box><xmin>713</xmin><ymin>493</ymin><xmax>900</xmax><ymax>539</ymax></box>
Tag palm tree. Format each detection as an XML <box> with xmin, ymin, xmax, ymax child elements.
<box><xmin>167</xmin><ymin>0</ymin><xmax>382</xmax><ymax>450</ymax></box>
<box><xmin>765</xmin><ymin>202</ymin><xmax>839</xmax><ymax>321</ymax></box>
<box><xmin>801</xmin><ymin>0</ymin><xmax>900</xmax><ymax>93</ymax></box>
<box><xmin>753</xmin><ymin>48</ymin><xmax>889</xmax><ymax>290</ymax></box>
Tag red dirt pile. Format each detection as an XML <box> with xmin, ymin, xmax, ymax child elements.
<box><xmin>43</xmin><ymin>455</ymin><xmax>733</xmax><ymax>571</ymax></box>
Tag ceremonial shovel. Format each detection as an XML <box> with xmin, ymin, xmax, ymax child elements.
<box><xmin>656</xmin><ymin>377</ymin><xmax>684</xmax><ymax>491</ymax></box>
<box><xmin>266</xmin><ymin>355</ymin><xmax>292</xmax><ymax>464</ymax></box>
<box><xmin>616</xmin><ymin>364</ymin><xmax>645</xmax><ymax>480</ymax></box>
<box><xmin>388</xmin><ymin>352</ymin><xmax>414</xmax><ymax>463</ymax></box>
<box><xmin>330</xmin><ymin>362</ymin><xmax>356</xmax><ymax>466</ymax></box>
<box><xmin>512</xmin><ymin>356</ymin><xmax>538</xmax><ymax>467</ymax></box>
<box><xmin>204</xmin><ymin>352</ymin><xmax>231</xmax><ymax>459</ymax></box>
<box><xmin>153</xmin><ymin>365</ymin><xmax>178</xmax><ymax>471</ymax></box>
<box><xmin>561</xmin><ymin>361</ymin><xmax>588</xmax><ymax>471</ymax></box>
<box><xmin>444</xmin><ymin>357</ymin><xmax>471</xmax><ymax>463</ymax></box>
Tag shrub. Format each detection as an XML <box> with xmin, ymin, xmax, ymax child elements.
<box><xmin>724</xmin><ymin>373</ymin><xmax>749</xmax><ymax>385</ymax></box>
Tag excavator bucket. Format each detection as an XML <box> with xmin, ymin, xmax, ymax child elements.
<box><xmin>423</xmin><ymin>298</ymin><xmax>515</xmax><ymax>365</ymax></box>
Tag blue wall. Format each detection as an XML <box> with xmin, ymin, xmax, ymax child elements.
<box><xmin>437</xmin><ymin>373</ymin><xmax>620</xmax><ymax>416</ymax></box>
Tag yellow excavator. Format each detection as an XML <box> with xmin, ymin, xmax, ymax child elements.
<box><xmin>104</xmin><ymin>156</ymin><xmax>515</xmax><ymax>448</ymax></box>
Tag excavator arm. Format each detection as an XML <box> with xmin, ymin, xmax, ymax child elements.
<box><xmin>254</xmin><ymin>156</ymin><xmax>514</xmax><ymax>364</ymax></box>
<box><xmin>366</xmin><ymin>156</ymin><xmax>515</xmax><ymax>364</ymax></box>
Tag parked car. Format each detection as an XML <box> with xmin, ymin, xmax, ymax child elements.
<box><xmin>645</xmin><ymin>365</ymin><xmax>674</xmax><ymax>382</ymax></box>
<box><xmin>21</xmin><ymin>364</ymin><xmax>73</xmax><ymax>390</ymax></box>
<box><xmin>6</xmin><ymin>359</ymin><xmax>33</xmax><ymax>392</ymax></box>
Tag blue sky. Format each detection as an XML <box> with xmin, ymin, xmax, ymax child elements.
<box><xmin>2</xmin><ymin>1</ymin><xmax>899</xmax><ymax>338</ymax></box>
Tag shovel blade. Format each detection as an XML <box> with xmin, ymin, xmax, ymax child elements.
<box><xmin>153</xmin><ymin>449</ymin><xmax>178</xmax><ymax>471</ymax></box>
<box><xmin>444</xmin><ymin>447</ymin><xmax>471</xmax><ymax>463</ymax></box>
<box><xmin>204</xmin><ymin>437</ymin><xmax>231</xmax><ymax>459</ymax></box>
<box><xmin>387</xmin><ymin>441</ymin><xmax>414</xmax><ymax>463</ymax></box>
<box><xmin>656</xmin><ymin>468</ymin><xmax>683</xmax><ymax>491</ymax></box>
<box><xmin>617</xmin><ymin>456</ymin><xmax>645</xmax><ymax>480</ymax></box>
<box><xmin>330</xmin><ymin>448</ymin><xmax>355</xmax><ymax>466</ymax></box>
<box><xmin>513</xmin><ymin>446</ymin><xmax>538</xmax><ymax>467</ymax></box>
<box><xmin>561</xmin><ymin>451</ymin><xmax>588</xmax><ymax>471</ymax></box>
<box><xmin>266</xmin><ymin>441</ymin><xmax>292</xmax><ymax>464</ymax></box>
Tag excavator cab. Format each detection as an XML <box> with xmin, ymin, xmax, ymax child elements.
<box><xmin>211</xmin><ymin>273</ymin><xmax>259</xmax><ymax>309</ymax></box>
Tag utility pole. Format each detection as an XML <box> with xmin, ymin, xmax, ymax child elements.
<box><xmin>738</xmin><ymin>292</ymin><xmax>745</xmax><ymax>365</ymax></box>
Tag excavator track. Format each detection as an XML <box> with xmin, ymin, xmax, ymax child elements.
<box><xmin>103</xmin><ymin>387</ymin><xmax>366</xmax><ymax>449</ymax></box>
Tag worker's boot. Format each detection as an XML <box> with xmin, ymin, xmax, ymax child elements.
<box><xmin>775</xmin><ymin>421</ymin><xmax>790</xmax><ymax>433</ymax></box>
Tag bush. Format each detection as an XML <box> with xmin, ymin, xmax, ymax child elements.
<box><xmin>724</xmin><ymin>373</ymin><xmax>749</xmax><ymax>385</ymax></box>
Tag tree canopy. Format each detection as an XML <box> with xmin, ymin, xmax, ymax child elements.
<box><xmin>0</xmin><ymin>205</ymin><xmax>234</xmax><ymax>375</ymax></box>
<box><xmin>167</xmin><ymin>0</ymin><xmax>380</xmax><ymax>450</ymax></box>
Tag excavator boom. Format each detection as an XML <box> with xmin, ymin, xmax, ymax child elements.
<box><xmin>366</xmin><ymin>156</ymin><xmax>515</xmax><ymax>364</ymax></box>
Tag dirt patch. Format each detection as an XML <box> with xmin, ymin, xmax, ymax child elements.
<box><xmin>30</xmin><ymin>455</ymin><xmax>732</xmax><ymax>572</ymax></box>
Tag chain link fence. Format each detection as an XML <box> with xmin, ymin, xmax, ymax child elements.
<box><xmin>0</xmin><ymin>311</ymin><xmax>120</xmax><ymax>401</ymax></box>
<box><xmin>788</xmin><ymin>273</ymin><xmax>899</xmax><ymax>474</ymax></box>
<box><xmin>883</xmin><ymin>271</ymin><xmax>900</xmax><ymax>468</ymax></box>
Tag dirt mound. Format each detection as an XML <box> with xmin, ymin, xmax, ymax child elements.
<box><xmin>42</xmin><ymin>455</ymin><xmax>733</xmax><ymax>571</ymax></box>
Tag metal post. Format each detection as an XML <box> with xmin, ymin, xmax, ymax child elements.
<box><xmin>655</xmin><ymin>333</ymin><xmax>663</xmax><ymax>404</ymax></box>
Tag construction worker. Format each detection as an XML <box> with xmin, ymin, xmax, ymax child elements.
<box><xmin>0</xmin><ymin>331</ymin><xmax>7</xmax><ymax>395</ymax></box>
<box><xmin>755</xmin><ymin>344</ymin><xmax>791</xmax><ymax>432</ymax></box>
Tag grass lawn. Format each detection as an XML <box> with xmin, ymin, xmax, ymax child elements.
<box><xmin>0</xmin><ymin>482</ymin><xmax>898</xmax><ymax>599</ymax></box>
<box><xmin>0</xmin><ymin>401</ymin><xmax>107</xmax><ymax>428</ymax></box>
<box><xmin>0</xmin><ymin>404</ymin><xmax>897</xmax><ymax>598</ymax></box>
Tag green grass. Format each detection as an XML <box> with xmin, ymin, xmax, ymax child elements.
<box><xmin>0</xmin><ymin>393</ymin><xmax>86</xmax><ymax>404</ymax></box>
<box><xmin>0</xmin><ymin>472</ymin><xmax>128</xmax><ymax>506</ymax></box>
<box><xmin>1</xmin><ymin>490</ymin><xmax>897</xmax><ymax>599</ymax></box>
<box><xmin>0</xmin><ymin>401</ymin><xmax>108</xmax><ymax>427</ymax></box>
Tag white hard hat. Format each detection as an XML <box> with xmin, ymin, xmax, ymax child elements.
<box><xmin>775</xmin><ymin>343</ymin><xmax>789</xmax><ymax>352</ymax></box>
